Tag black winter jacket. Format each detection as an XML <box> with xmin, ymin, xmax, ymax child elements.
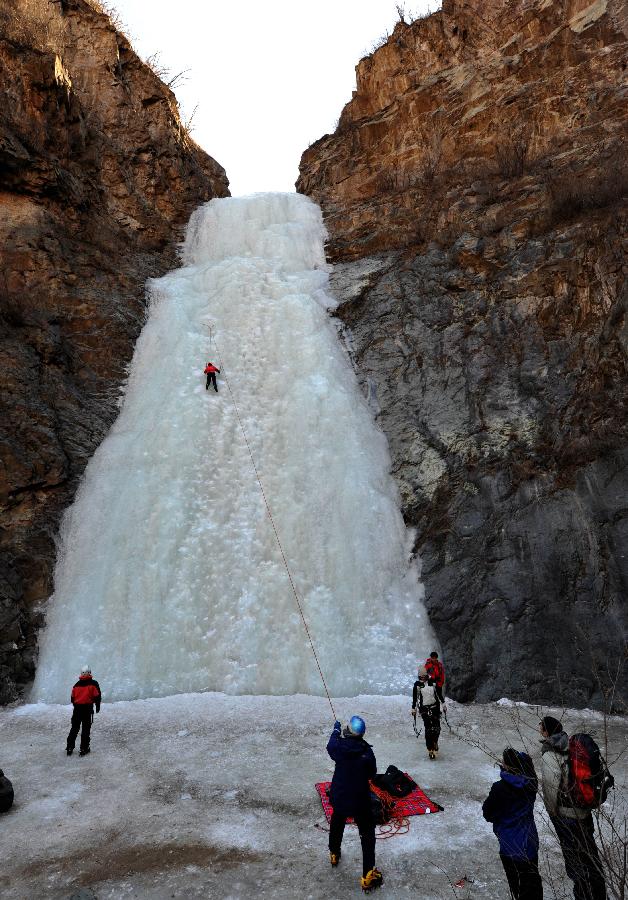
<box><xmin>0</xmin><ymin>769</ymin><xmax>14</xmax><ymax>813</ymax></box>
<box><xmin>326</xmin><ymin>727</ymin><xmax>376</xmax><ymax>816</ymax></box>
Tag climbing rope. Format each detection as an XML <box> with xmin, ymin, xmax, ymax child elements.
<box><xmin>202</xmin><ymin>323</ymin><xmax>337</xmax><ymax>721</ymax></box>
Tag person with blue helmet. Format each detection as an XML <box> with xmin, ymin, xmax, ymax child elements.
<box><xmin>482</xmin><ymin>748</ymin><xmax>543</xmax><ymax>899</ymax></box>
<box><xmin>326</xmin><ymin>716</ymin><xmax>383</xmax><ymax>892</ymax></box>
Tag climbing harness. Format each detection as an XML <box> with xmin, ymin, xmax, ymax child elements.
<box><xmin>201</xmin><ymin>322</ymin><xmax>337</xmax><ymax>721</ymax></box>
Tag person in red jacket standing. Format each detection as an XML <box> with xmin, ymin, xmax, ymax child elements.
<box><xmin>203</xmin><ymin>361</ymin><xmax>221</xmax><ymax>392</ymax></box>
<box><xmin>66</xmin><ymin>666</ymin><xmax>101</xmax><ymax>757</ymax></box>
<box><xmin>424</xmin><ymin>651</ymin><xmax>445</xmax><ymax>690</ymax></box>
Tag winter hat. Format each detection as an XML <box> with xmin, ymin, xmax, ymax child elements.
<box><xmin>502</xmin><ymin>748</ymin><xmax>523</xmax><ymax>772</ymax></box>
<box><xmin>540</xmin><ymin>715</ymin><xmax>562</xmax><ymax>736</ymax></box>
<box><xmin>80</xmin><ymin>665</ymin><xmax>91</xmax><ymax>676</ymax></box>
<box><xmin>418</xmin><ymin>666</ymin><xmax>428</xmax><ymax>679</ymax></box>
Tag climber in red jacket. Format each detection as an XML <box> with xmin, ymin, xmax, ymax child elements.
<box><xmin>203</xmin><ymin>362</ymin><xmax>221</xmax><ymax>392</ymax></box>
<box><xmin>424</xmin><ymin>651</ymin><xmax>445</xmax><ymax>689</ymax></box>
<box><xmin>66</xmin><ymin>666</ymin><xmax>101</xmax><ymax>757</ymax></box>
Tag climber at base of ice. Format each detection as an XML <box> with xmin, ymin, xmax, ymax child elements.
<box><xmin>203</xmin><ymin>362</ymin><xmax>221</xmax><ymax>392</ymax></box>
<box><xmin>412</xmin><ymin>666</ymin><xmax>446</xmax><ymax>760</ymax></box>
<box><xmin>326</xmin><ymin>717</ymin><xmax>384</xmax><ymax>893</ymax></box>
<box><xmin>66</xmin><ymin>665</ymin><xmax>101</xmax><ymax>757</ymax></box>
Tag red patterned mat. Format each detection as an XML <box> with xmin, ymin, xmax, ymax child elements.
<box><xmin>315</xmin><ymin>778</ymin><xmax>443</xmax><ymax>824</ymax></box>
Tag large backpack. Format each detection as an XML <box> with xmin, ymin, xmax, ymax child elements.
<box><xmin>373</xmin><ymin>765</ymin><xmax>417</xmax><ymax>798</ymax></box>
<box><xmin>560</xmin><ymin>733</ymin><xmax>614</xmax><ymax>810</ymax></box>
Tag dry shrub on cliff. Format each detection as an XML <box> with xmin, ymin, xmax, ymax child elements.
<box><xmin>549</xmin><ymin>165</ymin><xmax>628</xmax><ymax>224</ymax></box>
<box><xmin>85</xmin><ymin>0</ymin><xmax>125</xmax><ymax>31</ymax></box>
<box><xmin>495</xmin><ymin>132</ymin><xmax>529</xmax><ymax>178</ymax></box>
<box><xmin>0</xmin><ymin>0</ymin><xmax>65</xmax><ymax>53</ymax></box>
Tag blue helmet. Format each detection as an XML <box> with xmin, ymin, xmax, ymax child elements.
<box><xmin>348</xmin><ymin>715</ymin><xmax>366</xmax><ymax>737</ymax></box>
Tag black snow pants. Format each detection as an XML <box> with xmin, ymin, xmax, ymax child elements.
<box><xmin>329</xmin><ymin>808</ymin><xmax>375</xmax><ymax>876</ymax></box>
<box><xmin>421</xmin><ymin>706</ymin><xmax>441</xmax><ymax>751</ymax></box>
<box><xmin>552</xmin><ymin>815</ymin><xmax>607</xmax><ymax>900</ymax></box>
<box><xmin>500</xmin><ymin>854</ymin><xmax>543</xmax><ymax>900</ymax></box>
<box><xmin>67</xmin><ymin>704</ymin><xmax>93</xmax><ymax>753</ymax></box>
<box><xmin>205</xmin><ymin>373</ymin><xmax>218</xmax><ymax>392</ymax></box>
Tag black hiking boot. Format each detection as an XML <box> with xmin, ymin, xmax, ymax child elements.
<box><xmin>79</xmin><ymin>748</ymin><xmax>90</xmax><ymax>757</ymax></box>
<box><xmin>66</xmin><ymin>748</ymin><xmax>73</xmax><ymax>756</ymax></box>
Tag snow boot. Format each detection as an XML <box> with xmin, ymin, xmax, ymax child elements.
<box><xmin>361</xmin><ymin>868</ymin><xmax>383</xmax><ymax>892</ymax></box>
<box><xmin>66</xmin><ymin>748</ymin><xmax>73</xmax><ymax>756</ymax></box>
<box><xmin>330</xmin><ymin>851</ymin><xmax>341</xmax><ymax>867</ymax></box>
<box><xmin>79</xmin><ymin>748</ymin><xmax>90</xmax><ymax>757</ymax></box>
<box><xmin>428</xmin><ymin>749</ymin><xmax>435</xmax><ymax>760</ymax></box>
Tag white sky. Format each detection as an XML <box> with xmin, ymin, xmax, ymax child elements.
<box><xmin>111</xmin><ymin>0</ymin><xmax>439</xmax><ymax>195</ymax></box>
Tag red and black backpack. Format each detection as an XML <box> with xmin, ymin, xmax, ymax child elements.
<box><xmin>560</xmin><ymin>733</ymin><xmax>614</xmax><ymax>810</ymax></box>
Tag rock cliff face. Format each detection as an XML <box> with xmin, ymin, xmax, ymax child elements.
<box><xmin>0</xmin><ymin>0</ymin><xmax>229</xmax><ymax>702</ymax></box>
<box><xmin>298</xmin><ymin>0</ymin><xmax>627</xmax><ymax>708</ymax></box>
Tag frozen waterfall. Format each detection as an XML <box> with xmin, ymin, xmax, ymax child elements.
<box><xmin>33</xmin><ymin>193</ymin><xmax>433</xmax><ymax>703</ymax></box>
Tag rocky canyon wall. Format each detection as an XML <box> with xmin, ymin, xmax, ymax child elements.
<box><xmin>0</xmin><ymin>0</ymin><xmax>229</xmax><ymax>702</ymax></box>
<box><xmin>298</xmin><ymin>0</ymin><xmax>627</xmax><ymax>708</ymax></box>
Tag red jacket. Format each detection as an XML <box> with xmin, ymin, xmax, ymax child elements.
<box><xmin>71</xmin><ymin>675</ymin><xmax>101</xmax><ymax>709</ymax></box>
<box><xmin>424</xmin><ymin>658</ymin><xmax>445</xmax><ymax>689</ymax></box>
<box><xmin>204</xmin><ymin>363</ymin><xmax>220</xmax><ymax>374</ymax></box>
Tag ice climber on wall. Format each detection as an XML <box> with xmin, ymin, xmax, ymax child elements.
<box><xmin>203</xmin><ymin>361</ymin><xmax>220</xmax><ymax>392</ymax></box>
<box><xmin>66</xmin><ymin>666</ymin><xmax>101</xmax><ymax>757</ymax></box>
<box><xmin>326</xmin><ymin>716</ymin><xmax>384</xmax><ymax>892</ymax></box>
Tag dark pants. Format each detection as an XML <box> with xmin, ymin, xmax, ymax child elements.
<box><xmin>500</xmin><ymin>854</ymin><xmax>543</xmax><ymax>900</ymax></box>
<box><xmin>552</xmin><ymin>815</ymin><xmax>607</xmax><ymax>900</ymax></box>
<box><xmin>67</xmin><ymin>705</ymin><xmax>93</xmax><ymax>753</ymax></box>
<box><xmin>329</xmin><ymin>809</ymin><xmax>375</xmax><ymax>876</ymax></box>
<box><xmin>205</xmin><ymin>373</ymin><xmax>218</xmax><ymax>391</ymax></box>
<box><xmin>421</xmin><ymin>707</ymin><xmax>441</xmax><ymax>750</ymax></box>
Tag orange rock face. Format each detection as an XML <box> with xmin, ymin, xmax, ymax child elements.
<box><xmin>298</xmin><ymin>0</ymin><xmax>627</xmax><ymax>707</ymax></box>
<box><xmin>0</xmin><ymin>0</ymin><xmax>229</xmax><ymax>701</ymax></box>
<box><xmin>298</xmin><ymin>0</ymin><xmax>626</xmax><ymax>260</ymax></box>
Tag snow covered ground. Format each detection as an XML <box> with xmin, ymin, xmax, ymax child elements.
<box><xmin>1</xmin><ymin>694</ymin><xmax>626</xmax><ymax>899</ymax></box>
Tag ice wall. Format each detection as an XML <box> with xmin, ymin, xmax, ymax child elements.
<box><xmin>33</xmin><ymin>193</ymin><xmax>433</xmax><ymax>702</ymax></box>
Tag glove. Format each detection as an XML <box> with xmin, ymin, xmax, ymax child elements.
<box><xmin>442</xmin><ymin>705</ymin><xmax>447</xmax><ymax>714</ymax></box>
<box><xmin>333</xmin><ymin>720</ymin><xmax>341</xmax><ymax>732</ymax></box>
<box><xmin>411</xmin><ymin>708</ymin><xmax>416</xmax><ymax>718</ymax></box>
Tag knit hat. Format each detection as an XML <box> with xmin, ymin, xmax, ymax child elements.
<box><xmin>540</xmin><ymin>715</ymin><xmax>562</xmax><ymax>736</ymax></box>
<box><xmin>418</xmin><ymin>666</ymin><xmax>428</xmax><ymax>679</ymax></box>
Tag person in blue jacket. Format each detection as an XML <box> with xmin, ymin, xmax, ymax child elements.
<box><xmin>326</xmin><ymin>716</ymin><xmax>383</xmax><ymax>892</ymax></box>
<box><xmin>482</xmin><ymin>748</ymin><xmax>543</xmax><ymax>899</ymax></box>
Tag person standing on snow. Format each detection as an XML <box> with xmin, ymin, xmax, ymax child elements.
<box><xmin>424</xmin><ymin>650</ymin><xmax>445</xmax><ymax>690</ymax></box>
<box><xmin>203</xmin><ymin>361</ymin><xmax>220</xmax><ymax>392</ymax></box>
<box><xmin>0</xmin><ymin>769</ymin><xmax>14</xmax><ymax>813</ymax></box>
<box><xmin>539</xmin><ymin>716</ymin><xmax>607</xmax><ymax>900</ymax></box>
<box><xmin>66</xmin><ymin>666</ymin><xmax>101</xmax><ymax>757</ymax></box>
<box><xmin>326</xmin><ymin>716</ymin><xmax>384</xmax><ymax>893</ymax></box>
<box><xmin>482</xmin><ymin>748</ymin><xmax>543</xmax><ymax>899</ymax></box>
<box><xmin>412</xmin><ymin>666</ymin><xmax>446</xmax><ymax>759</ymax></box>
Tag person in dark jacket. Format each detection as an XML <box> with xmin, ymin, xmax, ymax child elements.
<box><xmin>0</xmin><ymin>769</ymin><xmax>14</xmax><ymax>813</ymax></box>
<box><xmin>411</xmin><ymin>666</ymin><xmax>446</xmax><ymax>759</ymax></box>
<box><xmin>482</xmin><ymin>748</ymin><xmax>543</xmax><ymax>899</ymax></box>
<box><xmin>66</xmin><ymin>666</ymin><xmax>101</xmax><ymax>757</ymax></box>
<box><xmin>326</xmin><ymin>716</ymin><xmax>383</xmax><ymax>892</ymax></box>
<box><xmin>203</xmin><ymin>362</ymin><xmax>220</xmax><ymax>392</ymax></box>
